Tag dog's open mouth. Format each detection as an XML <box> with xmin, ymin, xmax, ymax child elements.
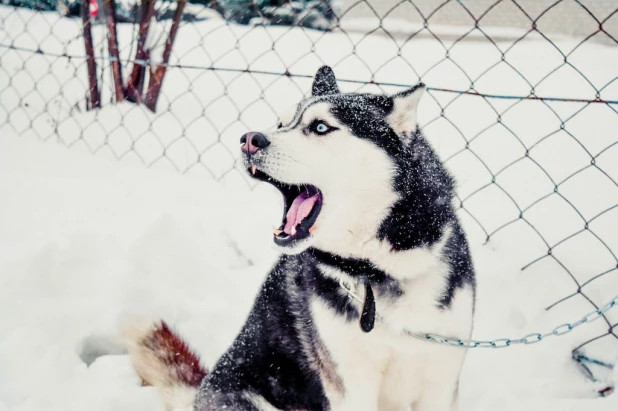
<box><xmin>248</xmin><ymin>167</ymin><xmax>322</xmax><ymax>247</ymax></box>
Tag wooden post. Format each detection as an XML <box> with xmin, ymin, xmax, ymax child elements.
<box><xmin>103</xmin><ymin>0</ymin><xmax>124</xmax><ymax>102</ymax></box>
<box><xmin>143</xmin><ymin>0</ymin><xmax>187</xmax><ymax>112</ymax></box>
<box><xmin>81</xmin><ymin>0</ymin><xmax>101</xmax><ymax>109</ymax></box>
<box><xmin>126</xmin><ymin>0</ymin><xmax>155</xmax><ymax>103</ymax></box>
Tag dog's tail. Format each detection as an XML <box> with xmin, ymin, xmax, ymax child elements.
<box><xmin>124</xmin><ymin>320</ymin><xmax>208</xmax><ymax>410</ymax></box>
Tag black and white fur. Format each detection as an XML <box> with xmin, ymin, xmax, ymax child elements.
<box><xmin>126</xmin><ymin>66</ymin><xmax>476</xmax><ymax>411</ymax></box>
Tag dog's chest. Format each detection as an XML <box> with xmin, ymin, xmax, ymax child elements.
<box><xmin>315</xmin><ymin>256</ymin><xmax>456</xmax><ymax>334</ymax></box>
<box><xmin>308</xmin><ymin>264</ymin><xmax>474</xmax><ymax>408</ymax></box>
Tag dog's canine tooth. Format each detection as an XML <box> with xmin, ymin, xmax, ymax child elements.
<box><xmin>274</xmin><ymin>228</ymin><xmax>284</xmax><ymax>236</ymax></box>
<box><xmin>250</xmin><ymin>165</ymin><xmax>257</xmax><ymax>175</ymax></box>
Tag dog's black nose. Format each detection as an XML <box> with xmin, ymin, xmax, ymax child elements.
<box><xmin>240</xmin><ymin>132</ymin><xmax>270</xmax><ymax>154</ymax></box>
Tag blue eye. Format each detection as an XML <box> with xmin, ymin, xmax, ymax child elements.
<box><xmin>311</xmin><ymin>120</ymin><xmax>333</xmax><ymax>135</ymax></box>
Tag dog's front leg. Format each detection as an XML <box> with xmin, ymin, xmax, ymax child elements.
<box><xmin>322</xmin><ymin>339</ymin><xmax>385</xmax><ymax>411</ymax></box>
<box><xmin>310</xmin><ymin>300</ymin><xmax>385</xmax><ymax>411</ymax></box>
<box><xmin>328</xmin><ymin>372</ymin><xmax>381</xmax><ymax>411</ymax></box>
<box><xmin>412</xmin><ymin>374</ymin><xmax>460</xmax><ymax>411</ymax></box>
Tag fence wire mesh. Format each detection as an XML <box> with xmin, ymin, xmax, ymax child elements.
<box><xmin>1</xmin><ymin>0</ymin><xmax>617</xmax><ymax>378</ymax></box>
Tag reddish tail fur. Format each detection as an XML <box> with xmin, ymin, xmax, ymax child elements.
<box><xmin>125</xmin><ymin>320</ymin><xmax>208</xmax><ymax>410</ymax></box>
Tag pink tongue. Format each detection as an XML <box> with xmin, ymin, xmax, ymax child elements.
<box><xmin>283</xmin><ymin>192</ymin><xmax>319</xmax><ymax>234</ymax></box>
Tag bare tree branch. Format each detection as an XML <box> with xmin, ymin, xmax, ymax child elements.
<box><xmin>103</xmin><ymin>0</ymin><xmax>124</xmax><ymax>102</ymax></box>
<box><xmin>126</xmin><ymin>0</ymin><xmax>156</xmax><ymax>103</ymax></box>
<box><xmin>143</xmin><ymin>0</ymin><xmax>187</xmax><ymax>112</ymax></box>
<box><xmin>81</xmin><ymin>0</ymin><xmax>101</xmax><ymax>109</ymax></box>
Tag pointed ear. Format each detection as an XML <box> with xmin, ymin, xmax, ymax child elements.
<box><xmin>312</xmin><ymin>66</ymin><xmax>340</xmax><ymax>97</ymax></box>
<box><xmin>386</xmin><ymin>83</ymin><xmax>425</xmax><ymax>136</ymax></box>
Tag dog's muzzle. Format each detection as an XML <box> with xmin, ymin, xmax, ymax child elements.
<box><xmin>240</xmin><ymin>131</ymin><xmax>323</xmax><ymax>248</ymax></box>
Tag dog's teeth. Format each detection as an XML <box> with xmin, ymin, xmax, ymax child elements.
<box><xmin>273</xmin><ymin>228</ymin><xmax>283</xmax><ymax>236</ymax></box>
<box><xmin>291</xmin><ymin>226</ymin><xmax>297</xmax><ymax>236</ymax></box>
<box><xmin>250</xmin><ymin>165</ymin><xmax>257</xmax><ymax>175</ymax></box>
<box><xmin>309</xmin><ymin>225</ymin><xmax>317</xmax><ymax>234</ymax></box>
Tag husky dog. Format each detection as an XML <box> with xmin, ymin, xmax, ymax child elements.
<box><xmin>126</xmin><ymin>66</ymin><xmax>476</xmax><ymax>411</ymax></box>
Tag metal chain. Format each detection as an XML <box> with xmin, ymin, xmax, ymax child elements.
<box><xmin>339</xmin><ymin>278</ymin><xmax>618</xmax><ymax>349</ymax></box>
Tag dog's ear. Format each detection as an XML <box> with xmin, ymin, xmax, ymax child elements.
<box><xmin>387</xmin><ymin>83</ymin><xmax>425</xmax><ymax>137</ymax></box>
<box><xmin>312</xmin><ymin>66</ymin><xmax>340</xmax><ymax>97</ymax></box>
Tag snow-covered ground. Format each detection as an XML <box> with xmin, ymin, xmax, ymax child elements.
<box><xmin>1</xmin><ymin>5</ymin><xmax>618</xmax><ymax>411</ymax></box>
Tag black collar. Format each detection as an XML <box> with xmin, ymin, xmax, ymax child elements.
<box><xmin>308</xmin><ymin>248</ymin><xmax>385</xmax><ymax>332</ymax></box>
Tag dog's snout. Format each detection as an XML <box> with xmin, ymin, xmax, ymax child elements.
<box><xmin>241</xmin><ymin>132</ymin><xmax>270</xmax><ymax>154</ymax></box>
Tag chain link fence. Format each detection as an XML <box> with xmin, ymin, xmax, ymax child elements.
<box><xmin>1</xmin><ymin>0</ymin><xmax>617</xmax><ymax>384</ymax></box>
